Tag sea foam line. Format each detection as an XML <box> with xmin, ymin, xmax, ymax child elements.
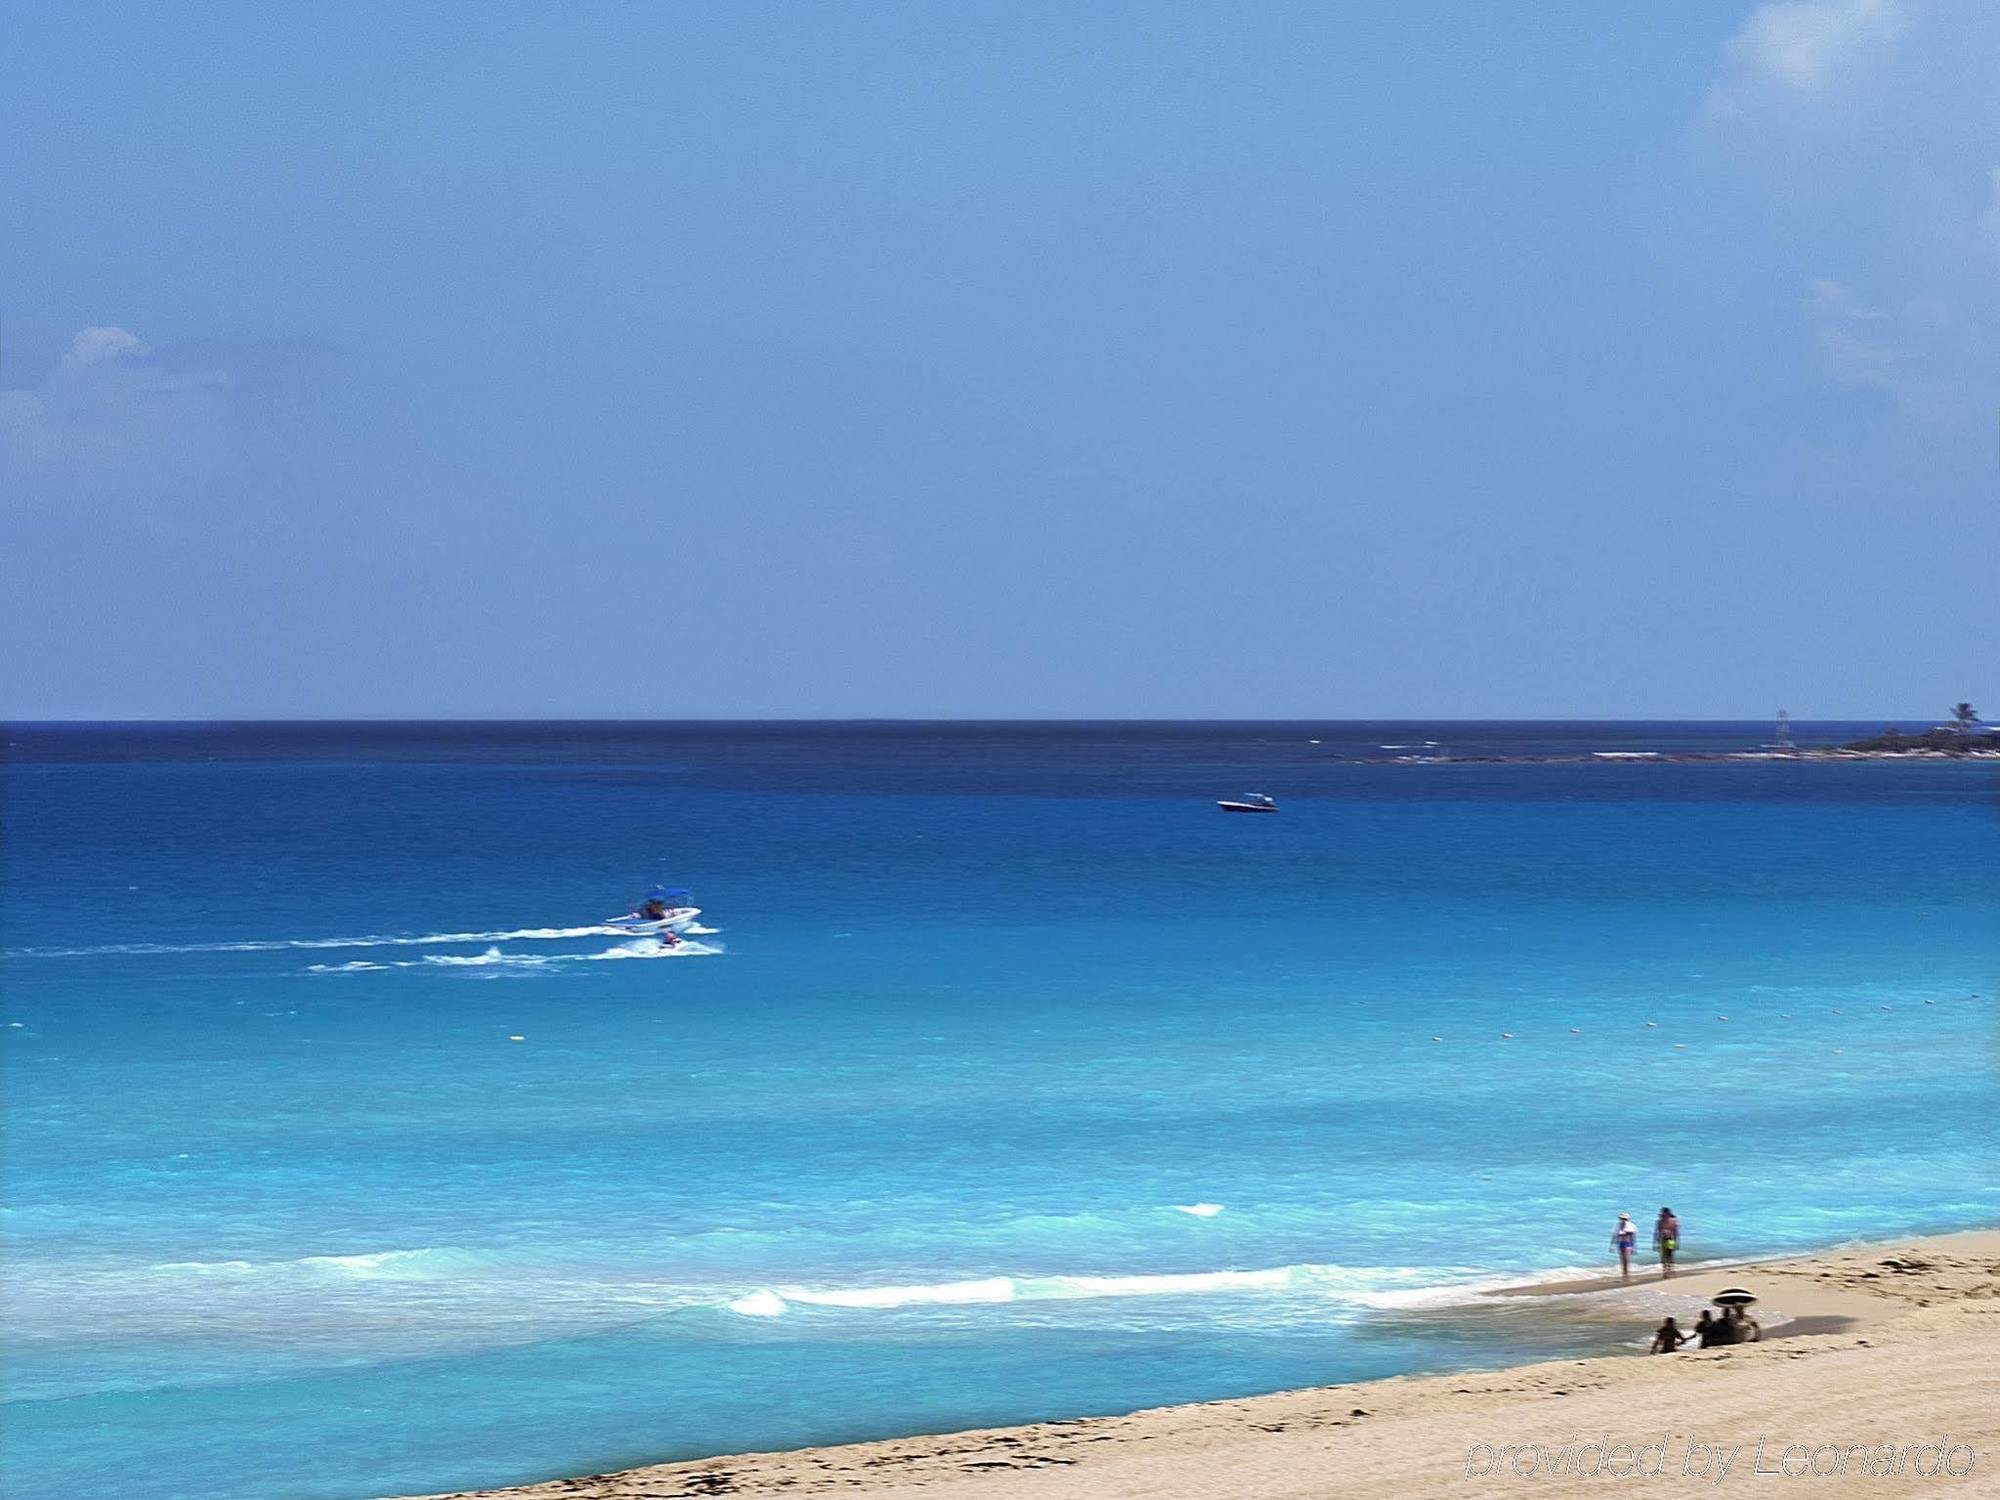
<box><xmin>724</xmin><ymin>1261</ymin><xmax>1501</xmax><ymax>1318</ymax></box>
<box><xmin>108</xmin><ymin>1250</ymin><xmax>1467</xmax><ymax>1314</ymax></box>
<box><xmin>80</xmin><ymin>1249</ymin><xmax>1630</xmax><ymax>1330</ymax></box>
<box><xmin>119</xmin><ymin>1251</ymin><xmax>1498</xmax><ymax>1314</ymax></box>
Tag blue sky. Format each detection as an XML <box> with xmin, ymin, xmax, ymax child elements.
<box><xmin>2</xmin><ymin>1</ymin><xmax>1993</xmax><ymax>718</ymax></box>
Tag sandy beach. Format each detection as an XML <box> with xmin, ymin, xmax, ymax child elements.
<box><xmin>414</xmin><ymin>1230</ymin><xmax>2000</xmax><ymax>1500</ymax></box>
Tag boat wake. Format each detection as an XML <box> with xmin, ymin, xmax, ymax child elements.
<box><xmin>16</xmin><ymin>926</ymin><xmax>709</xmax><ymax>959</ymax></box>
<box><xmin>307</xmin><ymin>938</ymin><xmax>721</xmax><ymax>973</ymax></box>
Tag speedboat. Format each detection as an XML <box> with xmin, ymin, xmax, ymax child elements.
<box><xmin>1217</xmin><ymin>793</ymin><xmax>1278</xmax><ymax>813</ymax></box>
<box><xmin>604</xmin><ymin>909</ymin><xmax>701</xmax><ymax>936</ymax></box>
<box><xmin>605</xmin><ymin>886</ymin><xmax>702</xmax><ymax>935</ymax></box>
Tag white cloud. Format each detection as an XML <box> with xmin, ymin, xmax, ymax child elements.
<box><xmin>1807</xmin><ymin>278</ymin><xmax>1915</xmax><ymax>393</ymax></box>
<box><xmin>64</xmin><ymin>326</ymin><xmax>151</xmax><ymax>368</ymax></box>
<box><xmin>1695</xmin><ymin>3</ymin><xmax>1999</xmax><ymax>427</ymax></box>
<box><xmin>1715</xmin><ymin>0</ymin><xmax>1903</xmax><ymax>100</ymax></box>
<box><xmin>1</xmin><ymin>326</ymin><xmax>325</xmax><ymax>507</ymax></box>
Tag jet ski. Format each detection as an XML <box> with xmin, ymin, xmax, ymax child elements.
<box><xmin>605</xmin><ymin>886</ymin><xmax>702</xmax><ymax>935</ymax></box>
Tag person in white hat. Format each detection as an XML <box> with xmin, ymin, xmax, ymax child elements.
<box><xmin>1610</xmin><ymin>1213</ymin><xmax>1638</xmax><ymax>1281</ymax></box>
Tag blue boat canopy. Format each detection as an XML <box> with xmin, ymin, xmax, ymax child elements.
<box><xmin>647</xmin><ymin>886</ymin><xmax>691</xmax><ymax>901</ymax></box>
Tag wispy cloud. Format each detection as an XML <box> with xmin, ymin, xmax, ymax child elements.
<box><xmin>1</xmin><ymin>326</ymin><xmax>327</xmax><ymax>508</ymax></box>
<box><xmin>1805</xmin><ymin>277</ymin><xmax>1943</xmax><ymax>410</ymax></box>
<box><xmin>1695</xmin><ymin>1</ymin><xmax>1998</xmax><ymax>427</ymax></box>
<box><xmin>1708</xmin><ymin>0</ymin><xmax>1903</xmax><ymax>111</ymax></box>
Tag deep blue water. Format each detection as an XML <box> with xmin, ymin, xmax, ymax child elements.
<box><xmin>2</xmin><ymin>722</ymin><xmax>1995</xmax><ymax>1500</ymax></box>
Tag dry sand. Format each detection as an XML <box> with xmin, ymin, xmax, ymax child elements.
<box><xmin>415</xmin><ymin>1230</ymin><xmax>2000</xmax><ymax>1499</ymax></box>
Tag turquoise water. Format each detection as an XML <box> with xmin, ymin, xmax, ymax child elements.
<box><xmin>3</xmin><ymin>723</ymin><xmax>1994</xmax><ymax>1500</ymax></box>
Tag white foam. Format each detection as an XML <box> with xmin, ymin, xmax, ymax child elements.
<box><xmin>134</xmin><ymin>1249</ymin><xmax>468</xmax><ymax>1285</ymax></box>
<box><xmin>422</xmin><ymin>947</ymin><xmax>543</xmax><ymax>968</ymax></box>
<box><xmin>117</xmin><ymin>1249</ymin><xmax>1526</xmax><ymax>1341</ymax></box>
<box><xmin>1173</xmin><ymin>1203</ymin><xmax>1225</xmax><ymax>1217</ymax></box>
<box><xmin>17</xmin><ymin>925</ymin><xmax>674</xmax><ymax>959</ymax></box>
<box><xmin>308</xmin><ymin>938</ymin><xmax>721</xmax><ymax>974</ymax></box>
<box><xmin>726</xmin><ymin>1261</ymin><xmax>1474</xmax><ymax>1318</ymax></box>
<box><xmin>1047</xmin><ymin>1268</ymin><xmax>1292</xmax><ymax>1297</ymax></box>
<box><xmin>298</xmin><ymin>1249</ymin><xmax>444</xmax><ymax>1276</ymax></box>
<box><xmin>780</xmin><ymin>1276</ymin><xmax>1018</xmax><ymax>1309</ymax></box>
<box><xmin>588</xmin><ymin>938</ymin><xmax>720</xmax><ymax>960</ymax></box>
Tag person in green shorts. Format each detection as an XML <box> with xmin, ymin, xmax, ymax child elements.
<box><xmin>1654</xmin><ymin>1206</ymin><xmax>1681</xmax><ymax>1279</ymax></box>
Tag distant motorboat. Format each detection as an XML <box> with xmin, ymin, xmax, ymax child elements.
<box><xmin>606</xmin><ymin>885</ymin><xmax>701</xmax><ymax>935</ymax></box>
<box><xmin>1218</xmin><ymin>793</ymin><xmax>1278</xmax><ymax>813</ymax></box>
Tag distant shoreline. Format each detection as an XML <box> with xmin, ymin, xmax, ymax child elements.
<box><xmin>1345</xmin><ymin>749</ymin><xmax>2000</xmax><ymax>765</ymax></box>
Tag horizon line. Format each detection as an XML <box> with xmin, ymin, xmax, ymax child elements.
<box><xmin>2</xmin><ymin>714</ymin><xmax>1951</xmax><ymax>728</ymax></box>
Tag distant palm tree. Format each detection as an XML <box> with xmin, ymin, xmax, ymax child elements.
<box><xmin>1950</xmin><ymin>702</ymin><xmax>1980</xmax><ymax>733</ymax></box>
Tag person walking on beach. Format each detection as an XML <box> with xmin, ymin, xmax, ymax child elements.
<box><xmin>1654</xmin><ymin>1207</ymin><xmax>1680</xmax><ymax>1278</ymax></box>
<box><xmin>1611</xmin><ymin>1213</ymin><xmax>1638</xmax><ymax>1281</ymax></box>
<box><xmin>1649</xmin><ymin>1316</ymin><xmax>1689</xmax><ymax>1353</ymax></box>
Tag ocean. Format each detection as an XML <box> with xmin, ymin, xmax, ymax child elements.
<box><xmin>2</xmin><ymin>722</ymin><xmax>1994</xmax><ymax>1500</ymax></box>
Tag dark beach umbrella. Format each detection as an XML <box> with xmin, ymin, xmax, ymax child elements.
<box><xmin>1713</xmin><ymin>1287</ymin><xmax>1758</xmax><ymax>1306</ymax></box>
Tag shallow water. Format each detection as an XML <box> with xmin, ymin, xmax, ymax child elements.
<box><xmin>3</xmin><ymin>722</ymin><xmax>1994</xmax><ymax>1499</ymax></box>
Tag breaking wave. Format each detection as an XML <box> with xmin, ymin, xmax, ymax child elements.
<box><xmin>723</xmin><ymin>1261</ymin><xmax>1508</xmax><ymax>1318</ymax></box>
<box><xmin>141</xmin><ymin>1247</ymin><xmax>517</xmax><ymax>1280</ymax></box>
<box><xmin>123</xmin><ymin>1249</ymin><xmax>1527</xmax><ymax>1315</ymax></box>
